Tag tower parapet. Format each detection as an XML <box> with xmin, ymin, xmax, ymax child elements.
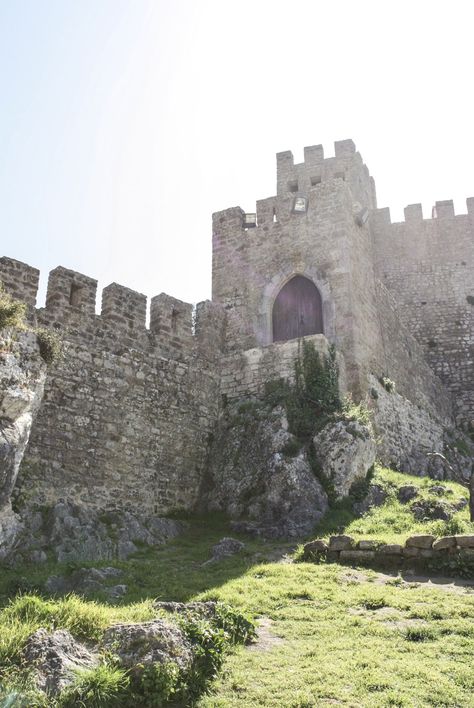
<box><xmin>0</xmin><ymin>257</ymin><xmax>39</xmax><ymax>309</ymax></box>
<box><xmin>276</xmin><ymin>139</ymin><xmax>376</xmax><ymax>209</ymax></box>
<box><xmin>46</xmin><ymin>266</ymin><xmax>97</xmax><ymax>316</ymax></box>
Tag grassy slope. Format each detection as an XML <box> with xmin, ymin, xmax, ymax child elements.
<box><xmin>1</xmin><ymin>468</ymin><xmax>474</xmax><ymax>707</ymax></box>
<box><xmin>311</xmin><ymin>466</ymin><xmax>474</xmax><ymax>545</ymax></box>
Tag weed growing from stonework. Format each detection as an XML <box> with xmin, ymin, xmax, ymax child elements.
<box><xmin>265</xmin><ymin>339</ymin><xmax>341</xmax><ymax>442</ymax></box>
<box><xmin>35</xmin><ymin>328</ymin><xmax>63</xmax><ymax>366</ymax></box>
<box><xmin>0</xmin><ymin>286</ymin><xmax>26</xmax><ymax>330</ymax></box>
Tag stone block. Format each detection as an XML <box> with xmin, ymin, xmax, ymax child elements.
<box><xmin>329</xmin><ymin>535</ymin><xmax>355</xmax><ymax>551</ymax></box>
<box><xmin>432</xmin><ymin>536</ymin><xmax>456</xmax><ymax>551</ymax></box>
<box><xmin>378</xmin><ymin>544</ymin><xmax>403</xmax><ymax>555</ymax></box>
<box><xmin>458</xmin><ymin>549</ymin><xmax>474</xmax><ymax>560</ymax></box>
<box><xmin>303</xmin><ymin>540</ymin><xmax>328</xmax><ymax>556</ymax></box>
<box><xmin>357</xmin><ymin>540</ymin><xmax>379</xmax><ymax>550</ymax></box>
<box><xmin>339</xmin><ymin>550</ymin><xmax>375</xmax><ymax>563</ymax></box>
<box><xmin>403</xmin><ymin>546</ymin><xmax>421</xmax><ymax>558</ymax></box>
<box><xmin>405</xmin><ymin>535</ymin><xmax>435</xmax><ymax>549</ymax></box>
<box><xmin>455</xmin><ymin>535</ymin><xmax>474</xmax><ymax>549</ymax></box>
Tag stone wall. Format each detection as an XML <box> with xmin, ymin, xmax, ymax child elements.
<box><xmin>220</xmin><ymin>334</ymin><xmax>347</xmax><ymax>402</ymax></box>
<box><xmin>212</xmin><ymin>141</ymin><xmax>454</xmax><ymax>424</ymax></box>
<box><xmin>0</xmin><ymin>258</ymin><xmax>225</xmax><ymax>515</ymax></box>
<box><xmin>371</xmin><ymin>202</ymin><xmax>474</xmax><ymax>427</ymax></box>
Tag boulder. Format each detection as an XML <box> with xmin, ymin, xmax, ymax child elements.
<box><xmin>397</xmin><ymin>485</ymin><xmax>418</xmax><ymax>504</ymax></box>
<box><xmin>353</xmin><ymin>484</ymin><xmax>387</xmax><ymax>516</ymax></box>
<box><xmin>410</xmin><ymin>499</ymin><xmax>453</xmax><ymax>522</ymax></box>
<box><xmin>313</xmin><ymin>419</ymin><xmax>376</xmax><ymax>499</ymax></box>
<box><xmin>429</xmin><ymin>485</ymin><xmax>452</xmax><ymax>496</ymax></box>
<box><xmin>102</xmin><ymin>620</ymin><xmax>193</xmax><ymax>677</ymax></box>
<box><xmin>23</xmin><ymin>629</ymin><xmax>97</xmax><ymax>696</ymax></box>
<box><xmin>204</xmin><ymin>537</ymin><xmax>245</xmax><ymax>564</ymax></box>
<box><xmin>205</xmin><ymin>405</ymin><xmax>328</xmax><ymax>538</ymax></box>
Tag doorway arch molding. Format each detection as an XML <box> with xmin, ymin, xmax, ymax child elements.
<box><xmin>256</xmin><ymin>267</ymin><xmax>335</xmax><ymax>346</ymax></box>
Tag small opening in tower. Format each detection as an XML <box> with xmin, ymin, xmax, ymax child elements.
<box><xmin>335</xmin><ymin>171</ymin><xmax>345</xmax><ymax>180</ymax></box>
<box><xmin>171</xmin><ymin>306</ymin><xmax>178</xmax><ymax>333</ymax></box>
<box><xmin>272</xmin><ymin>207</ymin><xmax>278</xmax><ymax>223</ymax></box>
<box><xmin>288</xmin><ymin>180</ymin><xmax>298</xmax><ymax>193</ymax></box>
<box><xmin>310</xmin><ymin>175</ymin><xmax>321</xmax><ymax>186</ymax></box>
<box><xmin>69</xmin><ymin>283</ymin><xmax>83</xmax><ymax>307</ymax></box>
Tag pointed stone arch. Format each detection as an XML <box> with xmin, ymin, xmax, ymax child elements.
<box><xmin>272</xmin><ymin>275</ymin><xmax>323</xmax><ymax>342</ymax></box>
<box><xmin>256</xmin><ymin>267</ymin><xmax>335</xmax><ymax>346</ymax></box>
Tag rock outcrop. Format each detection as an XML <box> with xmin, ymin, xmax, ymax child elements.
<box><xmin>7</xmin><ymin>501</ymin><xmax>185</xmax><ymax>565</ymax></box>
<box><xmin>102</xmin><ymin>620</ymin><xmax>193</xmax><ymax>677</ymax></box>
<box><xmin>0</xmin><ymin>329</ymin><xmax>47</xmax><ymax>557</ymax></box>
<box><xmin>204</xmin><ymin>405</ymin><xmax>328</xmax><ymax>538</ymax></box>
<box><xmin>24</xmin><ymin>629</ymin><xmax>97</xmax><ymax>695</ymax></box>
<box><xmin>313</xmin><ymin>419</ymin><xmax>376</xmax><ymax>499</ymax></box>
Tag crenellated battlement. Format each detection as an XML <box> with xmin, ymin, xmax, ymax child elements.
<box><xmin>276</xmin><ymin>138</ymin><xmax>376</xmax><ymax>209</ymax></box>
<box><xmin>0</xmin><ymin>257</ymin><xmax>225</xmax><ymax>362</ymax></box>
<box><xmin>373</xmin><ymin>196</ymin><xmax>474</xmax><ymax>226</ymax></box>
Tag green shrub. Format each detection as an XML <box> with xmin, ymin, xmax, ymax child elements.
<box><xmin>178</xmin><ymin>617</ymin><xmax>228</xmax><ymax>701</ymax></box>
<box><xmin>213</xmin><ymin>603</ymin><xmax>256</xmax><ymax>645</ymax></box>
<box><xmin>341</xmin><ymin>395</ymin><xmax>372</xmax><ymax>428</ymax></box>
<box><xmin>35</xmin><ymin>328</ymin><xmax>63</xmax><ymax>366</ymax></box>
<box><xmin>380</xmin><ymin>376</ymin><xmax>395</xmax><ymax>393</ymax></box>
<box><xmin>267</xmin><ymin>341</ymin><xmax>341</xmax><ymax>442</ymax></box>
<box><xmin>0</xmin><ymin>288</ymin><xmax>26</xmax><ymax>330</ymax></box>
<box><xmin>58</xmin><ymin>665</ymin><xmax>129</xmax><ymax>708</ymax></box>
<box><xmin>139</xmin><ymin>661</ymin><xmax>181</xmax><ymax>707</ymax></box>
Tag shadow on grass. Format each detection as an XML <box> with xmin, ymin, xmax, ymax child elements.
<box><xmin>0</xmin><ymin>512</ymin><xmax>296</xmax><ymax>608</ymax></box>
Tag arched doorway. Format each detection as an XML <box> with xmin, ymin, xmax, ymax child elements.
<box><xmin>272</xmin><ymin>275</ymin><xmax>323</xmax><ymax>342</ymax></box>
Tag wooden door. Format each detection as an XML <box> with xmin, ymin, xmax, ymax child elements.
<box><xmin>272</xmin><ymin>276</ymin><xmax>323</xmax><ymax>342</ymax></box>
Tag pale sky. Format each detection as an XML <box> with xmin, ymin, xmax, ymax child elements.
<box><xmin>1</xmin><ymin>0</ymin><xmax>473</xmax><ymax>308</ymax></box>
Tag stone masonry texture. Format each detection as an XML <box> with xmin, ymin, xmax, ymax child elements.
<box><xmin>0</xmin><ymin>138</ymin><xmax>472</xmax><ymax>515</ymax></box>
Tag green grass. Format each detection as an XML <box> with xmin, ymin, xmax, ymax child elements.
<box><xmin>2</xmin><ymin>470</ymin><xmax>474</xmax><ymax>706</ymax></box>
<box><xmin>310</xmin><ymin>466</ymin><xmax>473</xmax><ymax>545</ymax></box>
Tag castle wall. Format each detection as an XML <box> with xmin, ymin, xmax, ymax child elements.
<box><xmin>0</xmin><ymin>258</ymin><xmax>225</xmax><ymax>514</ymax></box>
<box><xmin>212</xmin><ymin>142</ymin><xmax>453</xmax><ymax>426</ymax></box>
<box><xmin>371</xmin><ymin>201</ymin><xmax>474</xmax><ymax>427</ymax></box>
<box><xmin>220</xmin><ymin>334</ymin><xmax>347</xmax><ymax>402</ymax></box>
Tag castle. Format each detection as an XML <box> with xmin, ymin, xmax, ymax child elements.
<box><xmin>1</xmin><ymin>139</ymin><xmax>473</xmax><ymax>516</ymax></box>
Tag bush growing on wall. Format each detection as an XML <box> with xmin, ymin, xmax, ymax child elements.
<box><xmin>265</xmin><ymin>339</ymin><xmax>342</xmax><ymax>440</ymax></box>
<box><xmin>0</xmin><ymin>286</ymin><xmax>27</xmax><ymax>330</ymax></box>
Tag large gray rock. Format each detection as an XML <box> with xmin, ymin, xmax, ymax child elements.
<box><xmin>353</xmin><ymin>483</ymin><xmax>387</xmax><ymax>516</ymax></box>
<box><xmin>8</xmin><ymin>501</ymin><xmax>186</xmax><ymax>564</ymax></box>
<box><xmin>23</xmin><ymin>629</ymin><xmax>97</xmax><ymax>696</ymax></box>
<box><xmin>45</xmin><ymin>566</ymin><xmax>126</xmax><ymax>597</ymax></box>
<box><xmin>0</xmin><ymin>330</ymin><xmax>46</xmax><ymax>509</ymax></box>
<box><xmin>205</xmin><ymin>405</ymin><xmax>328</xmax><ymax>538</ymax></box>
<box><xmin>313</xmin><ymin>419</ymin><xmax>376</xmax><ymax>499</ymax></box>
<box><xmin>204</xmin><ymin>537</ymin><xmax>245</xmax><ymax>564</ymax></box>
<box><xmin>102</xmin><ymin>619</ymin><xmax>193</xmax><ymax>677</ymax></box>
<box><xmin>0</xmin><ymin>329</ymin><xmax>46</xmax><ymax>557</ymax></box>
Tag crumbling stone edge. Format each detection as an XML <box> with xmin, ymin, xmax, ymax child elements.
<box><xmin>301</xmin><ymin>534</ymin><xmax>474</xmax><ymax>575</ymax></box>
